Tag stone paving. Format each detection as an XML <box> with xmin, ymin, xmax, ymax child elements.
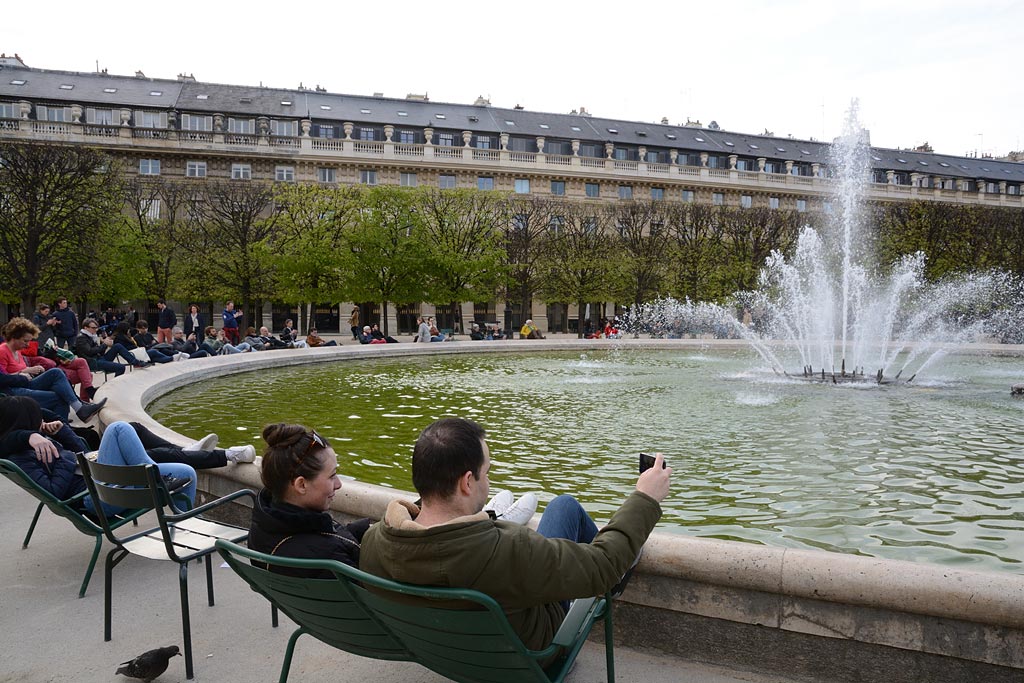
<box><xmin>0</xmin><ymin>477</ymin><xmax>801</xmax><ymax>683</ymax></box>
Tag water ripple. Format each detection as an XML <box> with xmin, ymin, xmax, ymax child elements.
<box><xmin>150</xmin><ymin>349</ymin><xmax>1024</xmax><ymax>572</ymax></box>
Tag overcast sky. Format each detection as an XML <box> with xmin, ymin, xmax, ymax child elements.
<box><xmin>6</xmin><ymin>0</ymin><xmax>1020</xmax><ymax>158</ymax></box>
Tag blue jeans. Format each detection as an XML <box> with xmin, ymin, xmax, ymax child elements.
<box><xmin>537</xmin><ymin>495</ymin><xmax>599</xmax><ymax>612</ymax></box>
<box><xmin>536</xmin><ymin>495</ymin><xmax>598</xmax><ymax>544</ymax></box>
<box><xmin>9</xmin><ymin>368</ymin><xmax>79</xmax><ymax>420</ymax></box>
<box><xmin>86</xmin><ymin>421</ymin><xmax>197</xmax><ymax>515</ymax></box>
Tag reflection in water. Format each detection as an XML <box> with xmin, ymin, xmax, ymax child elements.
<box><xmin>150</xmin><ymin>349</ymin><xmax>1024</xmax><ymax>572</ymax></box>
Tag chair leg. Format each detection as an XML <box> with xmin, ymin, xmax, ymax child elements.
<box><xmin>272</xmin><ymin>603</ymin><xmax>279</xmax><ymax>628</ymax></box>
<box><xmin>78</xmin><ymin>534</ymin><xmax>103</xmax><ymax>598</ymax></box>
<box><xmin>604</xmin><ymin>598</ymin><xmax>615</xmax><ymax>683</ymax></box>
<box><xmin>205</xmin><ymin>553</ymin><xmax>215</xmax><ymax>606</ymax></box>
<box><xmin>104</xmin><ymin>548</ymin><xmax>127</xmax><ymax>642</ymax></box>
<box><xmin>23</xmin><ymin>502</ymin><xmax>45</xmax><ymax>548</ymax></box>
<box><xmin>179</xmin><ymin>563</ymin><xmax>195</xmax><ymax>680</ymax></box>
<box><xmin>280</xmin><ymin>627</ymin><xmax>307</xmax><ymax>683</ymax></box>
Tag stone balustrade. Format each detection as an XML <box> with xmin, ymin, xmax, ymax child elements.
<box><xmin>3</xmin><ymin>115</ymin><xmax>1022</xmax><ymax>208</ymax></box>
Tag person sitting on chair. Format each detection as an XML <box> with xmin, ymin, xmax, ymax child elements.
<box><xmin>248</xmin><ymin>424</ymin><xmax>370</xmax><ymax>577</ymax></box>
<box><xmin>0</xmin><ymin>396</ymin><xmax>196</xmax><ymax>512</ymax></box>
<box><xmin>359</xmin><ymin>418</ymin><xmax>670</xmax><ymax>655</ymax></box>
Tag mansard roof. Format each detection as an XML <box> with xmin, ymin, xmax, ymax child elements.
<box><xmin>2</xmin><ymin>62</ymin><xmax>1022</xmax><ymax>182</ymax></box>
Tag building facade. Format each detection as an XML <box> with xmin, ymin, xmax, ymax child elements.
<box><xmin>3</xmin><ymin>55</ymin><xmax>1023</xmax><ymax>333</ymax></box>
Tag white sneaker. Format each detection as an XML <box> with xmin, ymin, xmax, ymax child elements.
<box><xmin>225</xmin><ymin>445</ymin><xmax>257</xmax><ymax>463</ymax></box>
<box><xmin>184</xmin><ymin>433</ymin><xmax>218</xmax><ymax>451</ymax></box>
<box><xmin>173</xmin><ymin>352</ymin><xmax>188</xmax><ymax>361</ymax></box>
<box><xmin>497</xmin><ymin>492</ymin><xmax>538</xmax><ymax>525</ymax></box>
<box><xmin>484</xmin><ymin>490</ymin><xmax>513</xmax><ymax>517</ymax></box>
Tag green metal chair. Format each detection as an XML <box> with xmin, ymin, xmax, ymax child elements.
<box><xmin>216</xmin><ymin>540</ymin><xmax>615</xmax><ymax>683</ymax></box>
<box><xmin>77</xmin><ymin>454</ymin><xmax>254</xmax><ymax>680</ymax></box>
<box><xmin>0</xmin><ymin>458</ymin><xmax>150</xmax><ymax>598</ymax></box>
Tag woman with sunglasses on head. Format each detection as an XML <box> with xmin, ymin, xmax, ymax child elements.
<box><xmin>248</xmin><ymin>424</ymin><xmax>373</xmax><ymax>577</ymax></box>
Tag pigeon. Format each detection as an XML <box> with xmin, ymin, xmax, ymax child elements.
<box><xmin>116</xmin><ymin>645</ymin><xmax>181</xmax><ymax>682</ymax></box>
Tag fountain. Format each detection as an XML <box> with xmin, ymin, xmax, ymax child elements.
<box><xmin>626</xmin><ymin>101</ymin><xmax>1016</xmax><ymax>383</ymax></box>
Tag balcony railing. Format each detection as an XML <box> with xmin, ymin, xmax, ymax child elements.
<box><xmin>1</xmin><ymin>117</ymin><xmax>1021</xmax><ymax>208</ymax></box>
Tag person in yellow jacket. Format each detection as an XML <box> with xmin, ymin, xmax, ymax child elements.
<box><xmin>520</xmin><ymin>319</ymin><xmax>544</xmax><ymax>339</ymax></box>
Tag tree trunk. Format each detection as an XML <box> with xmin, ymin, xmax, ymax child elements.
<box><xmin>577</xmin><ymin>298</ymin><xmax>585</xmax><ymax>338</ymax></box>
<box><xmin>382</xmin><ymin>301</ymin><xmax>390</xmax><ymax>336</ymax></box>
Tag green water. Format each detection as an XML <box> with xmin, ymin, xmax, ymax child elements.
<box><xmin>150</xmin><ymin>348</ymin><xmax>1024</xmax><ymax>573</ymax></box>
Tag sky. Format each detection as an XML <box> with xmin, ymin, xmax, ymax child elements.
<box><xmin>5</xmin><ymin>0</ymin><xmax>1021</xmax><ymax>159</ymax></box>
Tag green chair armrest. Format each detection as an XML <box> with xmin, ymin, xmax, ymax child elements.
<box><xmin>551</xmin><ymin>596</ymin><xmax>600</xmax><ymax>648</ymax></box>
<box><xmin>165</xmin><ymin>488</ymin><xmax>255</xmax><ymax>521</ymax></box>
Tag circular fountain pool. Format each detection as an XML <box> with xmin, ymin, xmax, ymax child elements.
<box><xmin>150</xmin><ymin>348</ymin><xmax>1024</xmax><ymax>573</ymax></box>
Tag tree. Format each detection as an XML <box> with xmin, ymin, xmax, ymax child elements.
<box><xmin>176</xmin><ymin>180</ymin><xmax>277</xmax><ymax>325</ymax></box>
<box><xmin>608</xmin><ymin>199</ymin><xmax>671</xmax><ymax>307</ymax></box>
<box><xmin>665</xmin><ymin>202</ymin><xmax>728</xmax><ymax>302</ymax></box>
<box><xmin>0</xmin><ymin>142</ymin><xmax>123</xmax><ymax>312</ymax></box>
<box><xmin>341</xmin><ymin>186</ymin><xmax>429</xmax><ymax>335</ymax></box>
<box><xmin>417</xmin><ymin>188</ymin><xmax>508</xmax><ymax>333</ymax></box>
<box><xmin>719</xmin><ymin>207</ymin><xmax>802</xmax><ymax>293</ymax></box>
<box><xmin>538</xmin><ymin>203</ymin><xmax>620</xmax><ymax>337</ymax></box>
<box><xmin>503</xmin><ymin>195</ymin><xmax>557</xmax><ymax>327</ymax></box>
<box><xmin>271</xmin><ymin>183</ymin><xmax>363</xmax><ymax>332</ymax></box>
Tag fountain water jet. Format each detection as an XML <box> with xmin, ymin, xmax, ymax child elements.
<box><xmin>625</xmin><ymin>101</ymin><xmax>1016</xmax><ymax>383</ymax></box>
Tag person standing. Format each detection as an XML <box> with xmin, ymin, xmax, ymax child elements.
<box><xmin>182</xmin><ymin>304</ymin><xmax>204</xmax><ymax>339</ymax></box>
<box><xmin>222</xmin><ymin>301</ymin><xmax>243</xmax><ymax>345</ymax></box>
<box><xmin>52</xmin><ymin>297</ymin><xmax>79</xmax><ymax>349</ymax></box>
<box><xmin>348</xmin><ymin>308</ymin><xmax>360</xmax><ymax>341</ymax></box>
<box><xmin>156</xmin><ymin>300</ymin><xmax>176</xmax><ymax>344</ymax></box>
<box><xmin>32</xmin><ymin>304</ymin><xmax>59</xmax><ymax>347</ymax></box>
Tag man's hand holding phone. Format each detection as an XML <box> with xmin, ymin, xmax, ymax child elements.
<box><xmin>636</xmin><ymin>452</ymin><xmax>671</xmax><ymax>503</ymax></box>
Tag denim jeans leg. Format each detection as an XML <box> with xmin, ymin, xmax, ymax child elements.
<box><xmin>97</xmin><ymin>421</ymin><xmax>197</xmax><ymax>509</ymax></box>
<box><xmin>536</xmin><ymin>494</ymin><xmax>598</xmax><ymax>543</ymax></box>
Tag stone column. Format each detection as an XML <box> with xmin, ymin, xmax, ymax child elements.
<box><xmin>462</xmin><ymin>130</ymin><xmax>473</xmax><ymax>147</ymax></box>
<box><xmin>343</xmin><ymin>122</ymin><xmax>353</xmax><ymax>140</ymax></box>
<box><xmin>571</xmin><ymin>139</ymin><xmax>580</xmax><ymax>156</ymax></box>
<box><xmin>384</xmin><ymin>124</ymin><xmax>394</xmax><ymax>142</ymax></box>
<box><xmin>999</xmin><ymin>181</ymin><xmax>1007</xmax><ymax>194</ymax></box>
<box><xmin>728</xmin><ymin>154</ymin><xmax>738</xmax><ymax>170</ymax></box>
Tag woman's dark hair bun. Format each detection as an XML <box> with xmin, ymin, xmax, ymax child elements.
<box><xmin>261</xmin><ymin>423</ymin><xmax>307</xmax><ymax>449</ymax></box>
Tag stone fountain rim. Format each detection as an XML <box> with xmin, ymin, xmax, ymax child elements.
<box><xmin>95</xmin><ymin>338</ymin><xmax>1024</xmax><ymax>630</ymax></box>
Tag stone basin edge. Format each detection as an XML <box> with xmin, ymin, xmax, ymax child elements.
<box><xmin>94</xmin><ymin>340</ymin><xmax>1024</xmax><ymax>640</ymax></box>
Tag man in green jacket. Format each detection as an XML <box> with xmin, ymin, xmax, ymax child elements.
<box><xmin>359</xmin><ymin>417</ymin><xmax>671</xmax><ymax>653</ymax></box>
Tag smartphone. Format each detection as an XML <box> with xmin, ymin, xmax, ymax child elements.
<box><xmin>639</xmin><ymin>452</ymin><xmax>667</xmax><ymax>474</ymax></box>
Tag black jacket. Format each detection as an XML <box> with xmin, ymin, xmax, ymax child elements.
<box><xmin>248</xmin><ymin>489</ymin><xmax>369</xmax><ymax>578</ymax></box>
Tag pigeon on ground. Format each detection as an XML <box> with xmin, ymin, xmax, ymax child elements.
<box><xmin>116</xmin><ymin>645</ymin><xmax>181</xmax><ymax>682</ymax></box>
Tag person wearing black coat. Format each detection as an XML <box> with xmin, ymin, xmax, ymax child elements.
<box><xmin>182</xmin><ymin>304</ymin><xmax>205</xmax><ymax>339</ymax></box>
<box><xmin>248</xmin><ymin>423</ymin><xmax>371</xmax><ymax>577</ymax></box>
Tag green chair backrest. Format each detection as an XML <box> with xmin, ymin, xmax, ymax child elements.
<box><xmin>215</xmin><ymin>541</ymin><xmax>569</xmax><ymax>682</ymax></box>
<box><xmin>0</xmin><ymin>458</ymin><xmax>100</xmax><ymax>536</ymax></box>
<box><xmin>215</xmin><ymin>540</ymin><xmax>409</xmax><ymax>661</ymax></box>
